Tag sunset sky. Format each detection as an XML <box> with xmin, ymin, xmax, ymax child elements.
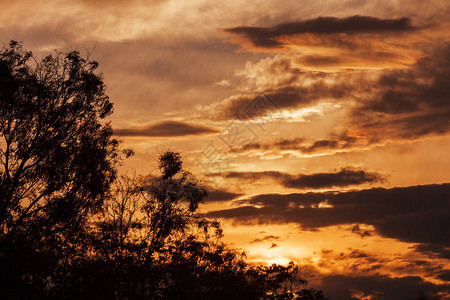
<box><xmin>1</xmin><ymin>0</ymin><xmax>449</xmax><ymax>298</ymax></box>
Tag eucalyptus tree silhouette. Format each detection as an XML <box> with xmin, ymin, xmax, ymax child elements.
<box><xmin>0</xmin><ymin>41</ymin><xmax>120</xmax><ymax>297</ymax></box>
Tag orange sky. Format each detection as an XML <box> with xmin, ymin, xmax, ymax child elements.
<box><xmin>1</xmin><ymin>0</ymin><xmax>449</xmax><ymax>298</ymax></box>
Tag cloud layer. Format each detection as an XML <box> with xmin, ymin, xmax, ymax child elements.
<box><xmin>114</xmin><ymin>120</ymin><xmax>219</xmax><ymax>137</ymax></box>
<box><xmin>209</xmin><ymin>41</ymin><xmax>450</xmax><ymax>152</ymax></box>
<box><xmin>225</xmin><ymin>15</ymin><xmax>417</xmax><ymax>48</ymax></box>
<box><xmin>215</xmin><ymin>167</ymin><xmax>385</xmax><ymax>189</ymax></box>
<box><xmin>208</xmin><ymin>183</ymin><xmax>450</xmax><ymax>253</ymax></box>
<box><xmin>320</xmin><ymin>274</ymin><xmax>448</xmax><ymax>300</ymax></box>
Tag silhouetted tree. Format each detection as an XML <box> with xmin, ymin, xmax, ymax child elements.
<box><xmin>62</xmin><ymin>152</ymin><xmax>325</xmax><ymax>299</ymax></box>
<box><xmin>73</xmin><ymin>152</ymin><xmax>226</xmax><ymax>298</ymax></box>
<box><xmin>90</xmin><ymin>152</ymin><xmax>211</xmax><ymax>263</ymax></box>
<box><xmin>0</xmin><ymin>41</ymin><xmax>120</xmax><ymax>297</ymax></box>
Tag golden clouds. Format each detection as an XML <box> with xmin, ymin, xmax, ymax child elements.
<box><xmin>2</xmin><ymin>0</ymin><xmax>449</xmax><ymax>297</ymax></box>
<box><xmin>224</xmin><ymin>15</ymin><xmax>429</xmax><ymax>71</ymax></box>
<box><xmin>207</xmin><ymin>183</ymin><xmax>450</xmax><ymax>248</ymax></box>
<box><xmin>200</xmin><ymin>40</ymin><xmax>450</xmax><ymax>154</ymax></box>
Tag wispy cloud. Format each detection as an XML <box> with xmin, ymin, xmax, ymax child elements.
<box><xmin>114</xmin><ymin>120</ymin><xmax>219</xmax><ymax>137</ymax></box>
<box><xmin>225</xmin><ymin>16</ymin><xmax>418</xmax><ymax>48</ymax></box>
<box><xmin>214</xmin><ymin>167</ymin><xmax>385</xmax><ymax>189</ymax></box>
<box><xmin>231</xmin><ymin>134</ymin><xmax>357</xmax><ymax>155</ymax></box>
<box><xmin>204</xmin><ymin>187</ymin><xmax>243</xmax><ymax>202</ymax></box>
<box><xmin>250</xmin><ymin>235</ymin><xmax>281</xmax><ymax>244</ymax></box>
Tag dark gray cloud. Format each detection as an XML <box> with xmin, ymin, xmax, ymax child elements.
<box><xmin>350</xmin><ymin>224</ymin><xmax>372</xmax><ymax>238</ymax></box>
<box><xmin>236</xmin><ymin>133</ymin><xmax>357</xmax><ymax>154</ymax></box>
<box><xmin>360</xmin><ymin>110</ymin><xmax>450</xmax><ymax>141</ymax></box>
<box><xmin>215</xmin><ymin>167</ymin><xmax>385</xmax><ymax>189</ymax></box>
<box><xmin>317</xmin><ymin>248</ymin><xmax>449</xmax><ymax>289</ymax></box>
<box><xmin>113</xmin><ymin>120</ymin><xmax>219</xmax><ymax>137</ymax></box>
<box><xmin>283</xmin><ymin>168</ymin><xmax>385</xmax><ymax>189</ymax></box>
<box><xmin>294</xmin><ymin>50</ymin><xmax>416</xmax><ymax>69</ymax></box>
<box><xmin>236</xmin><ymin>137</ymin><xmax>305</xmax><ymax>152</ymax></box>
<box><xmin>319</xmin><ymin>248</ymin><xmax>387</xmax><ymax>270</ymax></box>
<box><xmin>393</xmin><ymin>260</ymin><xmax>445</xmax><ymax>279</ymax></box>
<box><xmin>204</xmin><ymin>188</ymin><xmax>242</xmax><ymax>202</ymax></box>
<box><xmin>351</xmin><ymin>43</ymin><xmax>450</xmax><ymax>140</ymax></box>
<box><xmin>359</xmin><ymin>44</ymin><xmax>450</xmax><ymax>115</ymax></box>
<box><xmin>250</xmin><ymin>235</ymin><xmax>280</xmax><ymax>244</ymax></box>
<box><xmin>338</xmin><ymin>249</ymin><xmax>369</xmax><ymax>259</ymax></box>
<box><xmin>225</xmin><ymin>16</ymin><xmax>417</xmax><ymax>48</ymax></box>
<box><xmin>207</xmin><ymin>183</ymin><xmax>450</xmax><ymax>252</ymax></box>
<box><xmin>295</xmin><ymin>55</ymin><xmax>344</xmax><ymax>67</ymax></box>
<box><xmin>437</xmin><ymin>270</ymin><xmax>450</xmax><ymax>282</ymax></box>
<box><xmin>215</xmin><ymin>170</ymin><xmax>287</xmax><ymax>181</ymax></box>
<box><xmin>319</xmin><ymin>274</ymin><xmax>448</xmax><ymax>300</ymax></box>
<box><xmin>414</xmin><ymin>244</ymin><xmax>450</xmax><ymax>260</ymax></box>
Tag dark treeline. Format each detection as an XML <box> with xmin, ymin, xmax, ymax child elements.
<box><xmin>0</xmin><ymin>41</ymin><xmax>325</xmax><ymax>299</ymax></box>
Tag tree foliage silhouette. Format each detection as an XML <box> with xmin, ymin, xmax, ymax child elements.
<box><xmin>67</xmin><ymin>152</ymin><xmax>326</xmax><ymax>299</ymax></box>
<box><xmin>0</xmin><ymin>42</ymin><xmax>326</xmax><ymax>299</ymax></box>
<box><xmin>0</xmin><ymin>41</ymin><xmax>120</xmax><ymax>297</ymax></box>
